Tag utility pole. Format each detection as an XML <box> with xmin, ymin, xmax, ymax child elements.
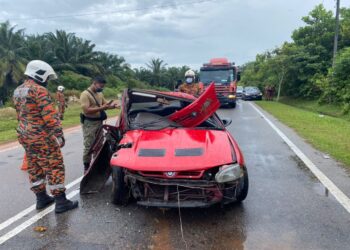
<box><xmin>333</xmin><ymin>0</ymin><xmax>340</xmax><ymax>67</ymax></box>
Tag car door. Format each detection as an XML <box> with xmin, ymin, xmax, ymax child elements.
<box><xmin>80</xmin><ymin>91</ymin><xmax>127</xmax><ymax>194</ymax></box>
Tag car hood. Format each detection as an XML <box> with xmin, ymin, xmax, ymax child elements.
<box><xmin>110</xmin><ymin>129</ymin><xmax>235</xmax><ymax>171</ymax></box>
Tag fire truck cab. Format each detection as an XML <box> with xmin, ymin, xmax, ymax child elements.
<box><xmin>199</xmin><ymin>58</ymin><xmax>240</xmax><ymax>108</ymax></box>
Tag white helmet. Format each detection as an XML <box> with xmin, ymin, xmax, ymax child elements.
<box><xmin>185</xmin><ymin>69</ymin><xmax>195</xmax><ymax>78</ymax></box>
<box><xmin>24</xmin><ymin>60</ymin><xmax>57</xmax><ymax>83</ymax></box>
<box><xmin>58</xmin><ymin>85</ymin><xmax>65</xmax><ymax>91</ymax></box>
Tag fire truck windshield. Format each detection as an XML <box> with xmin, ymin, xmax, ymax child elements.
<box><xmin>200</xmin><ymin>69</ymin><xmax>234</xmax><ymax>85</ymax></box>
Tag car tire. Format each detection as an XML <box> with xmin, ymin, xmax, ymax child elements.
<box><xmin>236</xmin><ymin>166</ymin><xmax>249</xmax><ymax>202</ymax></box>
<box><xmin>111</xmin><ymin>166</ymin><xmax>128</xmax><ymax>205</ymax></box>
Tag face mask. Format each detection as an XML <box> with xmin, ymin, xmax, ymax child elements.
<box><xmin>185</xmin><ymin>78</ymin><xmax>193</xmax><ymax>84</ymax></box>
<box><xmin>96</xmin><ymin>88</ymin><xmax>104</xmax><ymax>92</ymax></box>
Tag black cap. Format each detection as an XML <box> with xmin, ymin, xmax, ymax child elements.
<box><xmin>93</xmin><ymin>76</ymin><xmax>106</xmax><ymax>84</ymax></box>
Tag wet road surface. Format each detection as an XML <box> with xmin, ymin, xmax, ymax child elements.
<box><xmin>0</xmin><ymin>100</ymin><xmax>349</xmax><ymax>249</ymax></box>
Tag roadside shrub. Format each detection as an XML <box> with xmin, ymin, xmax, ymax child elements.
<box><xmin>64</xmin><ymin>89</ymin><xmax>81</xmax><ymax>98</ymax></box>
<box><xmin>53</xmin><ymin>71</ymin><xmax>91</xmax><ymax>92</ymax></box>
<box><xmin>320</xmin><ymin>47</ymin><xmax>350</xmax><ymax>112</ymax></box>
<box><xmin>103</xmin><ymin>87</ymin><xmax>121</xmax><ymax>99</ymax></box>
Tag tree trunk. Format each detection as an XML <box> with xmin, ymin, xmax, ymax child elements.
<box><xmin>276</xmin><ymin>71</ymin><xmax>285</xmax><ymax>102</ymax></box>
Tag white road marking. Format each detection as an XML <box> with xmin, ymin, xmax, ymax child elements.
<box><xmin>0</xmin><ymin>118</ymin><xmax>115</xmax><ymax>240</ymax></box>
<box><xmin>0</xmin><ymin>189</ymin><xmax>80</xmax><ymax>245</ymax></box>
<box><xmin>0</xmin><ymin>176</ymin><xmax>82</xmax><ymax>233</ymax></box>
<box><xmin>250</xmin><ymin>102</ymin><xmax>350</xmax><ymax>214</ymax></box>
<box><xmin>0</xmin><ymin>146</ymin><xmax>20</xmax><ymax>154</ymax></box>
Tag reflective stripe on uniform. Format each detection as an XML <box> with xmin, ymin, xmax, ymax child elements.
<box><xmin>31</xmin><ymin>179</ymin><xmax>45</xmax><ymax>187</ymax></box>
<box><xmin>48</xmin><ymin>184</ymin><xmax>65</xmax><ymax>190</ymax></box>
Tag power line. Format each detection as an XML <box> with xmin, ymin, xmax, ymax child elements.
<box><xmin>3</xmin><ymin>0</ymin><xmax>217</xmax><ymax>22</ymax></box>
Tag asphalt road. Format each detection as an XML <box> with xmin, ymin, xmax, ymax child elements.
<box><xmin>0</xmin><ymin>100</ymin><xmax>349</xmax><ymax>249</ymax></box>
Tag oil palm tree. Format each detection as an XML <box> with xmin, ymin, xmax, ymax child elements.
<box><xmin>146</xmin><ymin>58</ymin><xmax>167</xmax><ymax>86</ymax></box>
<box><xmin>0</xmin><ymin>21</ymin><xmax>27</xmax><ymax>102</ymax></box>
<box><xmin>45</xmin><ymin>30</ymin><xmax>98</xmax><ymax>76</ymax></box>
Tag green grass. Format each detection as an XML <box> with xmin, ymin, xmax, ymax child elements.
<box><xmin>256</xmin><ymin>101</ymin><xmax>350</xmax><ymax>168</ymax></box>
<box><xmin>0</xmin><ymin>103</ymin><xmax>118</xmax><ymax>144</ymax></box>
<box><xmin>279</xmin><ymin>97</ymin><xmax>350</xmax><ymax>122</ymax></box>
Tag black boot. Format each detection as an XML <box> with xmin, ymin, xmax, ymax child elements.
<box><xmin>36</xmin><ymin>191</ymin><xmax>54</xmax><ymax>210</ymax></box>
<box><xmin>54</xmin><ymin>193</ymin><xmax>78</xmax><ymax>214</ymax></box>
<box><xmin>84</xmin><ymin>162</ymin><xmax>90</xmax><ymax>174</ymax></box>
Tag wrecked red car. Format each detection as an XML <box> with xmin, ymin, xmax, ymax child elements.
<box><xmin>80</xmin><ymin>84</ymin><xmax>249</xmax><ymax>208</ymax></box>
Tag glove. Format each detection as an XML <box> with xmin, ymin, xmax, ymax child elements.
<box><xmin>56</xmin><ymin>136</ymin><xmax>65</xmax><ymax>148</ymax></box>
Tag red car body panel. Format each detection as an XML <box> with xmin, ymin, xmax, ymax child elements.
<box><xmin>169</xmin><ymin>83</ymin><xmax>220</xmax><ymax>127</ymax></box>
<box><xmin>160</xmin><ymin>91</ymin><xmax>196</xmax><ymax>100</ymax></box>
<box><xmin>81</xmin><ymin>86</ymin><xmax>248</xmax><ymax>206</ymax></box>
<box><xmin>110</xmin><ymin>128</ymin><xmax>235</xmax><ymax>172</ymax></box>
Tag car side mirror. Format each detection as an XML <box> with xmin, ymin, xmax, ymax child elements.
<box><xmin>221</xmin><ymin>118</ymin><xmax>232</xmax><ymax>127</ymax></box>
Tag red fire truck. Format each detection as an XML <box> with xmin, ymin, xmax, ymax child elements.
<box><xmin>199</xmin><ymin>58</ymin><xmax>240</xmax><ymax>108</ymax></box>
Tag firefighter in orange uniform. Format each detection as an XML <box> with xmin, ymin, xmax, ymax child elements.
<box><xmin>56</xmin><ymin>85</ymin><xmax>66</xmax><ymax>120</ymax></box>
<box><xmin>178</xmin><ymin>69</ymin><xmax>200</xmax><ymax>96</ymax></box>
<box><xmin>13</xmin><ymin>60</ymin><xmax>78</xmax><ymax>213</ymax></box>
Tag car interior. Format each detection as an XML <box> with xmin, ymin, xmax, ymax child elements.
<box><xmin>126</xmin><ymin>90</ymin><xmax>223</xmax><ymax>130</ymax></box>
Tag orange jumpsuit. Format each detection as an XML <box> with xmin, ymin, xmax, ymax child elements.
<box><xmin>56</xmin><ymin>91</ymin><xmax>65</xmax><ymax>120</ymax></box>
<box><xmin>179</xmin><ymin>83</ymin><xmax>201</xmax><ymax>96</ymax></box>
<box><xmin>13</xmin><ymin>79</ymin><xmax>66</xmax><ymax>196</ymax></box>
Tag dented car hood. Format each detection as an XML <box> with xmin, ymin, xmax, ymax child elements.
<box><xmin>110</xmin><ymin>129</ymin><xmax>235</xmax><ymax>171</ymax></box>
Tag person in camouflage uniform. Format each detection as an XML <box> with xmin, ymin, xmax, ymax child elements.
<box><xmin>56</xmin><ymin>85</ymin><xmax>66</xmax><ymax>120</ymax></box>
<box><xmin>13</xmin><ymin>60</ymin><xmax>78</xmax><ymax>213</ymax></box>
<box><xmin>178</xmin><ymin>69</ymin><xmax>201</xmax><ymax>96</ymax></box>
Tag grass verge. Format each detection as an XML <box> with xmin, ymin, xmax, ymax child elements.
<box><xmin>279</xmin><ymin>97</ymin><xmax>350</xmax><ymax>122</ymax></box>
<box><xmin>0</xmin><ymin>103</ymin><xmax>118</xmax><ymax>145</ymax></box>
<box><xmin>256</xmin><ymin>101</ymin><xmax>350</xmax><ymax>168</ymax></box>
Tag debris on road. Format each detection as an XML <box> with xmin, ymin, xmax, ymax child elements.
<box><xmin>33</xmin><ymin>226</ymin><xmax>47</xmax><ymax>232</ymax></box>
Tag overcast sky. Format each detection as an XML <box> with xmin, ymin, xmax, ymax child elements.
<box><xmin>1</xmin><ymin>0</ymin><xmax>349</xmax><ymax>69</ymax></box>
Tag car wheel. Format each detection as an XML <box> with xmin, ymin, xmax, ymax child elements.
<box><xmin>236</xmin><ymin>166</ymin><xmax>249</xmax><ymax>202</ymax></box>
<box><xmin>111</xmin><ymin>166</ymin><xmax>128</xmax><ymax>205</ymax></box>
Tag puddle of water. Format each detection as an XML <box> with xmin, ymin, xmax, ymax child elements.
<box><xmin>312</xmin><ymin>182</ymin><xmax>336</xmax><ymax>201</ymax></box>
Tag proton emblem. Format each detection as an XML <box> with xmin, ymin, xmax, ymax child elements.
<box><xmin>165</xmin><ymin>171</ymin><xmax>176</xmax><ymax>177</ymax></box>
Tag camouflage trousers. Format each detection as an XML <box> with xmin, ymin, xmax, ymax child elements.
<box><xmin>18</xmin><ymin>134</ymin><xmax>66</xmax><ymax>196</ymax></box>
<box><xmin>58</xmin><ymin>104</ymin><xmax>65</xmax><ymax>119</ymax></box>
<box><xmin>82</xmin><ymin>119</ymin><xmax>102</xmax><ymax>164</ymax></box>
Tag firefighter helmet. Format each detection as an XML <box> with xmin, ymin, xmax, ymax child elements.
<box><xmin>184</xmin><ymin>69</ymin><xmax>195</xmax><ymax>78</ymax></box>
<box><xmin>24</xmin><ymin>60</ymin><xmax>57</xmax><ymax>83</ymax></box>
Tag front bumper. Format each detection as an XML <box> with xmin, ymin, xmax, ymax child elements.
<box><xmin>217</xmin><ymin>95</ymin><xmax>236</xmax><ymax>105</ymax></box>
<box><xmin>125</xmin><ymin>171</ymin><xmax>240</xmax><ymax>208</ymax></box>
<box><xmin>243</xmin><ymin>95</ymin><xmax>262</xmax><ymax>100</ymax></box>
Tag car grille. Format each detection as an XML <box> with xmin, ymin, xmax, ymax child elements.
<box><xmin>214</xmin><ymin>85</ymin><xmax>230</xmax><ymax>94</ymax></box>
<box><xmin>139</xmin><ymin>170</ymin><xmax>204</xmax><ymax>179</ymax></box>
<box><xmin>143</xmin><ymin>183</ymin><xmax>220</xmax><ymax>202</ymax></box>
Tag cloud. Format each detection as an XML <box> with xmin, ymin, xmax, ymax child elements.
<box><xmin>1</xmin><ymin>0</ymin><xmax>349</xmax><ymax>69</ymax></box>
